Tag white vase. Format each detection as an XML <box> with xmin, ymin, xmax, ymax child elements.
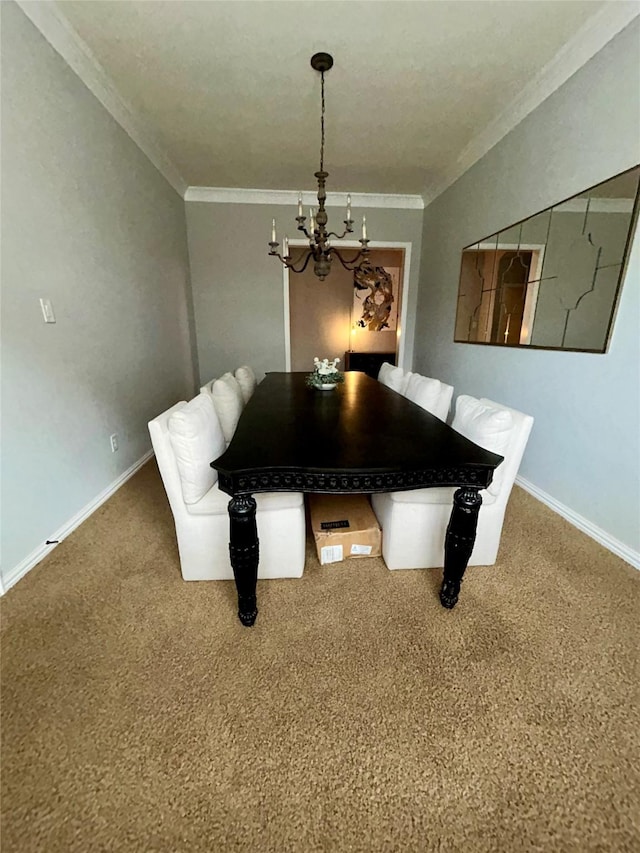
<box><xmin>318</xmin><ymin>382</ymin><xmax>336</xmax><ymax>390</ymax></box>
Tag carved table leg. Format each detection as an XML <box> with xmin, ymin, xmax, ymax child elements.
<box><xmin>441</xmin><ymin>487</ymin><xmax>482</xmax><ymax>609</ymax></box>
<box><xmin>228</xmin><ymin>495</ymin><xmax>259</xmax><ymax>627</ymax></box>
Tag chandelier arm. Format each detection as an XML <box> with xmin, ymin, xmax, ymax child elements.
<box><xmin>332</xmin><ymin>245</ymin><xmax>370</xmax><ymax>271</ymax></box>
<box><xmin>297</xmin><ymin>224</ymin><xmax>314</xmax><ymax>240</ymax></box>
<box><xmin>279</xmin><ymin>249</ymin><xmax>315</xmax><ymax>275</ymax></box>
<box><xmin>326</xmin><ymin>228</ymin><xmax>354</xmax><ymax>241</ymax></box>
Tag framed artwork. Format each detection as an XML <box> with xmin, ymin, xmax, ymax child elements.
<box><xmin>353</xmin><ymin>261</ymin><xmax>400</xmax><ymax>331</ymax></box>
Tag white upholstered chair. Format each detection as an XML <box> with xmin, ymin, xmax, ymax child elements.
<box><xmin>200</xmin><ymin>377</ymin><xmax>215</xmax><ymax>396</ymax></box>
<box><xmin>148</xmin><ymin>396</ymin><xmax>306</xmax><ymax>581</ymax></box>
<box><xmin>200</xmin><ymin>372</ymin><xmax>245</xmax><ymax>444</ymax></box>
<box><xmin>202</xmin><ymin>367</ymin><xmax>257</xmax><ymax>408</ymax></box>
<box><xmin>403</xmin><ymin>373</ymin><xmax>454</xmax><ymax>422</ymax></box>
<box><xmin>372</xmin><ymin>396</ymin><xmax>534</xmax><ymax>569</ymax></box>
<box><xmin>377</xmin><ymin>362</ymin><xmax>409</xmax><ymax>394</ymax></box>
<box><xmin>235</xmin><ymin>365</ymin><xmax>257</xmax><ymax>403</ymax></box>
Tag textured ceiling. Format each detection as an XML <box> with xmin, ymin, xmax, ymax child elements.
<box><xmin>56</xmin><ymin>0</ymin><xmax>612</xmax><ymax>196</ymax></box>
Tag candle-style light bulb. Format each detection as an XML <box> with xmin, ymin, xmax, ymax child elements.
<box><xmin>298</xmin><ymin>193</ymin><xmax>303</xmax><ymax>218</ymax></box>
<box><xmin>310</xmin><ymin>208</ymin><xmax>316</xmax><ymax>232</ymax></box>
<box><xmin>362</xmin><ymin>215</ymin><xmax>367</xmax><ymax>240</ymax></box>
<box><xmin>283</xmin><ymin>236</ymin><xmax>289</xmax><ymax>257</ymax></box>
<box><xmin>271</xmin><ymin>218</ymin><xmax>277</xmax><ymax>243</ymax></box>
<box><xmin>346</xmin><ymin>193</ymin><xmax>352</xmax><ymax>220</ymax></box>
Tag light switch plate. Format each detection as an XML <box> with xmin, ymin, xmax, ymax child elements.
<box><xmin>39</xmin><ymin>298</ymin><xmax>56</xmax><ymax>323</ymax></box>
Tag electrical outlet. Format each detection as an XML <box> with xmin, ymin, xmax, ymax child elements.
<box><xmin>110</xmin><ymin>434</ymin><xmax>119</xmax><ymax>453</ymax></box>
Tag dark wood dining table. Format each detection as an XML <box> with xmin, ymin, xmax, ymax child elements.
<box><xmin>212</xmin><ymin>371</ymin><xmax>503</xmax><ymax>626</ymax></box>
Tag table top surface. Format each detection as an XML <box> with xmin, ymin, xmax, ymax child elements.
<box><xmin>212</xmin><ymin>372</ymin><xmax>503</xmax><ymax>495</ymax></box>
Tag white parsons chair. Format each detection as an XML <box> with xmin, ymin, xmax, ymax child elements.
<box><xmin>200</xmin><ymin>377</ymin><xmax>215</xmax><ymax>396</ymax></box>
<box><xmin>379</xmin><ymin>364</ymin><xmax>454</xmax><ymax>422</ymax></box>
<box><xmin>202</xmin><ymin>367</ymin><xmax>257</xmax><ymax>405</ymax></box>
<box><xmin>148</xmin><ymin>397</ymin><xmax>305</xmax><ymax>581</ymax></box>
<box><xmin>201</xmin><ymin>372</ymin><xmax>245</xmax><ymax>445</ymax></box>
<box><xmin>378</xmin><ymin>362</ymin><xmax>409</xmax><ymax>394</ymax></box>
<box><xmin>403</xmin><ymin>373</ymin><xmax>454</xmax><ymax>422</ymax></box>
<box><xmin>372</xmin><ymin>396</ymin><xmax>534</xmax><ymax>569</ymax></box>
<box><xmin>235</xmin><ymin>365</ymin><xmax>257</xmax><ymax>403</ymax></box>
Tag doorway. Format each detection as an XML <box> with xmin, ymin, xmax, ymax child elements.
<box><xmin>285</xmin><ymin>244</ymin><xmax>408</xmax><ymax>373</ymax></box>
<box><xmin>455</xmin><ymin>243</ymin><xmax>544</xmax><ymax>345</ymax></box>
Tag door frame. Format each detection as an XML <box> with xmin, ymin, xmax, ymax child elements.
<box><xmin>283</xmin><ymin>240</ymin><xmax>413</xmax><ymax>371</ymax></box>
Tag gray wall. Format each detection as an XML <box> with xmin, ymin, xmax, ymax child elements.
<box><xmin>185</xmin><ymin>202</ymin><xmax>423</xmax><ymax>383</ymax></box>
<box><xmin>414</xmin><ymin>19</ymin><xmax>640</xmax><ymax>551</ymax></box>
<box><xmin>1</xmin><ymin>3</ymin><xmax>196</xmax><ymax>582</ymax></box>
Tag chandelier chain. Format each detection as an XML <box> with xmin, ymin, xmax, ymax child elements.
<box><xmin>320</xmin><ymin>70</ymin><xmax>325</xmax><ymax>173</ymax></box>
<box><xmin>268</xmin><ymin>52</ymin><xmax>370</xmax><ymax>280</ymax></box>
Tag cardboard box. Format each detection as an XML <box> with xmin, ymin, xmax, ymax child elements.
<box><xmin>309</xmin><ymin>494</ymin><xmax>381</xmax><ymax>565</ymax></box>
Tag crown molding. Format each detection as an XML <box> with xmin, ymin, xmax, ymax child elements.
<box><xmin>184</xmin><ymin>187</ymin><xmax>424</xmax><ymax>209</ymax></box>
<box><xmin>16</xmin><ymin>0</ymin><xmax>188</xmax><ymax>197</ymax></box>
<box><xmin>18</xmin><ymin>0</ymin><xmax>637</xmax><ymax>209</ymax></box>
<box><xmin>423</xmin><ymin>2</ymin><xmax>640</xmax><ymax>206</ymax></box>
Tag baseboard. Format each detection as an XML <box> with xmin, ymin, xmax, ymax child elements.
<box><xmin>1</xmin><ymin>450</ymin><xmax>155</xmax><ymax>594</ymax></box>
<box><xmin>515</xmin><ymin>475</ymin><xmax>640</xmax><ymax>570</ymax></box>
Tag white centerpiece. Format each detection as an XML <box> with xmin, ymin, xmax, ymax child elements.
<box><xmin>306</xmin><ymin>357</ymin><xmax>345</xmax><ymax>390</ymax></box>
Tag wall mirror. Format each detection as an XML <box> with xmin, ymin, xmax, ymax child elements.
<box><xmin>454</xmin><ymin>165</ymin><xmax>640</xmax><ymax>352</ymax></box>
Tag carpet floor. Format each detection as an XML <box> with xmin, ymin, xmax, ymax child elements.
<box><xmin>1</xmin><ymin>461</ymin><xmax>638</xmax><ymax>852</ymax></box>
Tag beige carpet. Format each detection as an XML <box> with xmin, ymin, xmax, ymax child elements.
<box><xmin>1</xmin><ymin>462</ymin><xmax>638</xmax><ymax>852</ymax></box>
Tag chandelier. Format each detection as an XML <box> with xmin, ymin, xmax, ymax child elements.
<box><xmin>268</xmin><ymin>52</ymin><xmax>370</xmax><ymax>281</ymax></box>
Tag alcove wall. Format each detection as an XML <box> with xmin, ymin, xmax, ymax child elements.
<box><xmin>288</xmin><ymin>248</ymin><xmax>404</xmax><ymax>371</ymax></box>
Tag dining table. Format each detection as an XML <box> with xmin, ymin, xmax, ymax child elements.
<box><xmin>212</xmin><ymin>371</ymin><xmax>503</xmax><ymax>626</ymax></box>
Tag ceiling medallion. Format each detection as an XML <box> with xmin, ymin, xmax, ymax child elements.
<box><xmin>269</xmin><ymin>52</ymin><xmax>370</xmax><ymax>281</ymax></box>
